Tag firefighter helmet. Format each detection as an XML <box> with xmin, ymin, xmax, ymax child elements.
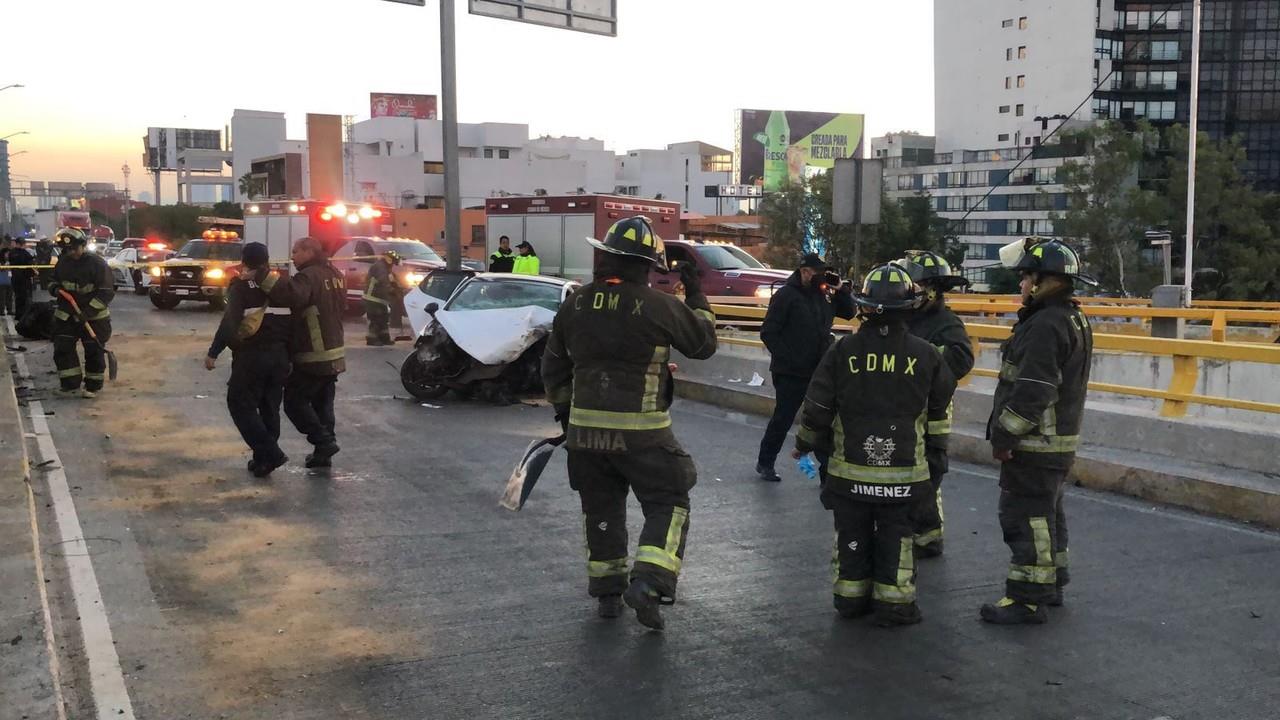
<box><xmin>587</xmin><ymin>216</ymin><xmax>667</xmax><ymax>268</ymax></box>
<box><xmin>53</xmin><ymin>227</ymin><xmax>89</xmax><ymax>248</ymax></box>
<box><xmin>999</xmin><ymin>237</ymin><xmax>1098</xmax><ymax>286</ymax></box>
<box><xmin>385</xmin><ymin>250</ymin><xmax>402</xmax><ymax>265</ymax></box>
<box><xmin>899</xmin><ymin>249</ymin><xmax>970</xmax><ymax>290</ymax></box>
<box><xmin>856</xmin><ymin>263</ymin><xmax>921</xmax><ymax>313</ymax></box>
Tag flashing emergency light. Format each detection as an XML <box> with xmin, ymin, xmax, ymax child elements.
<box><xmin>205</xmin><ymin>268</ymin><xmax>225</xmax><ymax>280</ymax></box>
<box><xmin>358</xmin><ymin>206</ymin><xmax>375</xmax><ymax>219</ymax></box>
<box><xmin>150</xmin><ymin>266</ymin><xmax>162</xmax><ymax>277</ymax></box>
<box><xmin>320</xmin><ymin>212</ymin><xmax>334</xmax><ymax>221</ymax></box>
<box><xmin>147</xmin><ymin>242</ymin><xmax>168</xmax><ymax>251</ymax></box>
<box><xmin>248</xmin><ymin>205</ymin><xmax>261</xmax><ymax>214</ymax></box>
<box><xmin>329</xmin><ymin>203</ymin><xmax>348</xmax><ymax>217</ymax></box>
<box><xmin>288</xmin><ymin>203</ymin><xmax>301</xmax><ymax>213</ymax></box>
<box><xmin>347</xmin><ymin>213</ymin><xmax>360</xmax><ymax>224</ymax></box>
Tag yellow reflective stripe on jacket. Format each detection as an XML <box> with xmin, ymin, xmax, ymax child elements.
<box><xmin>827</xmin><ymin>457</ymin><xmax>930</xmax><ymax>485</ymax></box>
<box><xmin>53</xmin><ymin>309</ymin><xmax>71</xmax><ymax>321</ymax></box>
<box><xmin>569</xmin><ymin>407</ymin><xmax>672</xmax><ymax>431</ymax></box>
<box><xmin>694</xmin><ymin>308</ymin><xmax>715</xmax><ymax>324</ymax></box>
<box><xmin>640</xmin><ymin>346</ymin><xmax>669</xmax><ymax>413</ymax></box>
<box><xmin>86</xmin><ymin>298</ymin><xmax>109</xmax><ymax>320</ymax></box>
<box><xmin>1016</xmin><ymin>434</ymin><xmax>1080</xmax><ymax>453</ymax></box>
<box><xmin>999</xmin><ymin>361</ymin><xmax>1018</xmax><ymax>382</ymax></box>
<box><xmin>294</xmin><ymin>306</ymin><xmax>345</xmax><ymax>364</ymax></box>
<box><xmin>796</xmin><ymin>423</ymin><xmax>822</xmax><ymax>446</ymax></box>
<box><xmin>295</xmin><ymin>347</ymin><xmax>346</xmax><ymax>363</ymax></box>
<box><xmin>1041</xmin><ymin>406</ymin><xmax>1058</xmax><ymax>437</ymax></box>
<box><xmin>261</xmin><ymin>271</ymin><xmax>280</xmax><ymax>293</ymax></box>
<box><xmin>927</xmin><ymin>418</ymin><xmax>952</xmax><ymax>435</ymax></box>
<box><xmin>998</xmin><ymin>407</ymin><xmax>1036</xmax><ymax>435</ymax></box>
<box><xmin>363</xmin><ymin>276</ymin><xmax>389</xmax><ymax>305</ymax></box>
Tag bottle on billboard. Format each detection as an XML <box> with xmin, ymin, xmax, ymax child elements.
<box><xmin>753</xmin><ymin>111</ymin><xmax>790</xmax><ymax>192</ymax></box>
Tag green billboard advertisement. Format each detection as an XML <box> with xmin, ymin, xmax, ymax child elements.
<box><xmin>735</xmin><ymin>109</ymin><xmax>866</xmax><ymax>192</ymax></box>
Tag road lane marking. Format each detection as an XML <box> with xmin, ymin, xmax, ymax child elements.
<box><xmin>24</xmin><ymin>475</ymin><xmax>69</xmax><ymax>720</ymax></box>
<box><xmin>8</xmin><ymin>320</ymin><xmax>138</xmax><ymax>720</ymax></box>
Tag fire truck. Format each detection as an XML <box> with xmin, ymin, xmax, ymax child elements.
<box><xmin>242</xmin><ymin>199</ymin><xmax>396</xmax><ymax>266</ymax></box>
<box><xmin>484</xmin><ymin>195</ymin><xmax>682</xmax><ymax>280</ymax></box>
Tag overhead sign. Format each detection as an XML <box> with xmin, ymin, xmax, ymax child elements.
<box><xmin>370</xmin><ymin>92</ymin><xmax>438</xmax><ymax>120</ymax></box>
<box><xmin>707</xmin><ymin>184</ymin><xmax>763</xmax><ymax>198</ymax></box>
<box><xmin>735</xmin><ymin>110</ymin><xmax>866</xmax><ymax>192</ymax></box>
<box><xmin>469</xmin><ymin>0</ymin><xmax>617</xmax><ymax>37</ymax></box>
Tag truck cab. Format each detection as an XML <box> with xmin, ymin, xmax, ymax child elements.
<box><xmin>651</xmin><ymin>239</ymin><xmax>789</xmax><ymax>299</ymax></box>
<box><xmin>148</xmin><ymin>230</ymin><xmax>244</xmax><ymax>310</ymax></box>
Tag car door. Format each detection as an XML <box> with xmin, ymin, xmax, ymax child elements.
<box><xmin>333</xmin><ymin>241</ymin><xmax>365</xmax><ymax>304</ymax></box>
<box><xmin>114</xmin><ymin>249</ymin><xmax>136</xmax><ymax>286</ymax></box>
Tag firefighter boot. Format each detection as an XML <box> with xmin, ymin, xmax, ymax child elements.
<box><xmin>623</xmin><ymin>578</ymin><xmax>665</xmax><ymax>631</ymax></box>
<box><xmin>915</xmin><ymin>540</ymin><xmax>944</xmax><ymax>559</ymax></box>
<box><xmin>253</xmin><ymin>451</ymin><xmax>289</xmax><ymax>478</ymax></box>
<box><xmin>874</xmin><ymin>602</ymin><xmax>923</xmax><ymax>627</ymax></box>
<box><xmin>597</xmin><ymin>594</ymin><xmax>623</xmax><ymax>619</ymax></box>
<box><xmin>834</xmin><ymin>596</ymin><xmax>872</xmax><ymax>619</ymax></box>
<box><xmin>980</xmin><ymin>597</ymin><xmax>1048</xmax><ymax>625</ymax></box>
<box><xmin>1048</xmin><ymin>588</ymin><xmax>1064</xmax><ymax>607</ymax></box>
<box><xmin>305</xmin><ymin>443</ymin><xmax>341</xmax><ymax>468</ymax></box>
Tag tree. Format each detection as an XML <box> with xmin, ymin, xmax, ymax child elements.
<box><xmin>759</xmin><ymin>177</ymin><xmax>814</xmax><ymax>268</ymax></box>
<box><xmin>211</xmin><ymin>201</ymin><xmax>244</xmax><ymax>220</ymax></box>
<box><xmin>125</xmin><ymin>205</ymin><xmax>218</xmax><ymax>247</ymax></box>
<box><xmin>238</xmin><ymin>173</ymin><xmax>264</xmax><ymax>200</ymax></box>
<box><xmin>1052</xmin><ymin>121</ymin><xmax>1166</xmax><ymax>296</ymax></box>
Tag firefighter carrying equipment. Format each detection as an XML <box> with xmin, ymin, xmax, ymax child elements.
<box><xmin>48</xmin><ymin>248</ymin><xmax>114</xmax><ymax>393</ymax></box>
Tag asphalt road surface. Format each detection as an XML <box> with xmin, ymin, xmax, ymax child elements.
<box><xmin>8</xmin><ymin>292</ymin><xmax>1280</xmax><ymax>720</ymax></box>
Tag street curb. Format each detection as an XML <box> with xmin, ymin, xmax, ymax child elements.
<box><xmin>676</xmin><ymin>377</ymin><xmax>1280</xmax><ymax>530</ymax></box>
<box><xmin>0</xmin><ymin>335</ymin><xmax>63</xmax><ymax>718</ymax></box>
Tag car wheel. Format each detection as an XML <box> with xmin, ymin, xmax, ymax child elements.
<box><xmin>400</xmin><ymin>351</ymin><xmax>449</xmax><ymax>400</ymax></box>
<box><xmin>149</xmin><ymin>293</ymin><xmax>181</xmax><ymax>310</ymax></box>
<box><xmin>133</xmin><ymin>285</ymin><xmax>148</xmax><ymax>296</ymax></box>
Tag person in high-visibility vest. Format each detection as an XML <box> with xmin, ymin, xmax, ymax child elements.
<box><xmin>512</xmin><ymin>240</ymin><xmax>540</xmax><ymax>275</ymax></box>
<box><xmin>363</xmin><ymin>250</ymin><xmax>401</xmax><ymax>346</ymax></box>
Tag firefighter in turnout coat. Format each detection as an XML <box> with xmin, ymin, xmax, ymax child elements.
<box><xmin>48</xmin><ymin>228</ymin><xmax>114</xmax><ymax>398</ymax></box>
<box><xmin>364</xmin><ymin>250</ymin><xmax>401</xmax><ymax>346</ymax></box>
<box><xmin>542</xmin><ymin>216</ymin><xmax>717</xmax><ymax>631</ymax></box>
<box><xmin>794</xmin><ymin>264</ymin><xmax>955</xmax><ymax>626</ymax></box>
<box><xmin>896</xmin><ymin>250</ymin><xmax>974</xmax><ymax>558</ymax></box>
<box><xmin>981</xmin><ymin>238</ymin><xmax>1095</xmax><ymax>625</ymax></box>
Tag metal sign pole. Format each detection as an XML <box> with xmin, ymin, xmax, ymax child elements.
<box><xmin>440</xmin><ymin>0</ymin><xmax>462</xmax><ymax>271</ymax></box>
<box><xmin>1183</xmin><ymin>0</ymin><xmax>1202</xmax><ymax>304</ymax></box>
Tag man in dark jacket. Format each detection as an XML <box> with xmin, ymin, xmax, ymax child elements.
<box><xmin>542</xmin><ymin>216</ymin><xmax>717</xmax><ymax>631</ymax></box>
<box><xmin>794</xmin><ymin>264</ymin><xmax>955</xmax><ymax>626</ymax></box>
<box><xmin>206</xmin><ymin>242</ymin><xmax>293</xmax><ymax>477</ymax></box>
<box><xmin>489</xmin><ymin>235</ymin><xmax>515</xmax><ymax>273</ymax></box>
<box><xmin>897</xmin><ymin>250</ymin><xmax>974</xmax><ymax>558</ymax></box>
<box><xmin>981</xmin><ymin>238</ymin><xmax>1094</xmax><ymax>625</ymax></box>
<box><xmin>8</xmin><ymin>237</ymin><xmax>36</xmax><ymax>320</ymax></box>
<box><xmin>363</xmin><ymin>249</ymin><xmax>401</xmax><ymax>346</ymax></box>
<box><xmin>47</xmin><ymin>228</ymin><xmax>114</xmax><ymax>398</ymax></box>
<box><xmin>268</xmin><ymin>237</ymin><xmax>347</xmax><ymax>469</ymax></box>
<box><xmin>756</xmin><ymin>253</ymin><xmax>856</xmax><ymax>481</ymax></box>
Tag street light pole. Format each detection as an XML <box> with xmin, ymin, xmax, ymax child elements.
<box><xmin>1183</xmin><ymin>0</ymin><xmax>1203</xmax><ymax>304</ymax></box>
<box><xmin>122</xmin><ymin>164</ymin><xmax>132</xmax><ymax>238</ymax></box>
<box><xmin>439</xmin><ymin>0</ymin><xmax>462</xmax><ymax>271</ymax></box>
<box><xmin>1</xmin><ymin>131</ymin><xmax>29</xmax><ymax>141</ymax></box>
<box><xmin>0</xmin><ymin>84</ymin><xmax>23</xmax><ymax>93</ymax></box>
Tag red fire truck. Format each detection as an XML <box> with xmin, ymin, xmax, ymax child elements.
<box><xmin>484</xmin><ymin>195</ymin><xmax>682</xmax><ymax>280</ymax></box>
<box><xmin>242</xmin><ymin>199</ymin><xmax>396</xmax><ymax>265</ymax></box>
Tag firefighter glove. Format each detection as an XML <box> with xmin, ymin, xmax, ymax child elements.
<box><xmin>679</xmin><ymin>262</ymin><xmax>702</xmax><ymax>297</ymax></box>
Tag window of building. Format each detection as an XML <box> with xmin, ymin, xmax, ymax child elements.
<box><xmin>963</xmin><ymin>170</ymin><xmax>988</xmax><ymax>187</ymax></box>
<box><xmin>424</xmin><ymin>161</ymin><xmax>445</xmax><ymax>174</ymax></box>
<box><xmin>1017</xmin><ymin>75</ymin><xmax>1026</xmax><ymax>88</ymax></box>
<box><xmin>1018</xmin><ymin>46</ymin><xmax>1027</xmax><ymax>59</ymax></box>
<box><xmin>922</xmin><ymin>173</ymin><xmax>940</xmax><ymax>189</ymax></box>
<box><xmin>1157</xmin><ymin>9</ymin><xmax>1181</xmax><ymax>29</ymax></box>
<box><xmin>1005</xmin><ymin>76</ymin><xmax>1012</xmax><ymax>89</ymax></box>
<box><xmin>1015</xmin><ymin>104</ymin><xmax>1025</xmax><ymax>116</ymax></box>
<box><xmin>1034</xmin><ymin>166</ymin><xmax>1057</xmax><ymax>184</ymax></box>
<box><xmin>999</xmin><ymin>105</ymin><xmax>1011</xmax><ymax>114</ymax></box>
<box><xmin>1002</xmin><ymin>18</ymin><xmax>1013</xmax><ymax>27</ymax></box>
<box><xmin>967</xmin><ymin>243</ymin><xmax>987</xmax><ymax>260</ymax></box>
<box><xmin>1151</xmin><ymin>41</ymin><xmax>1180</xmax><ymax>61</ymax></box>
<box><xmin>498</xmin><ymin>148</ymin><xmax>510</xmax><ymax>159</ymax></box>
<box><xmin>483</xmin><ymin>148</ymin><xmax>494</xmax><ymax>159</ymax></box>
<box><xmin>1018</xmin><ymin>16</ymin><xmax>1027</xmax><ymax>29</ymax></box>
<box><xmin>897</xmin><ymin>175</ymin><xmax>917</xmax><ymax>191</ymax></box>
<box><xmin>998</xmin><ymin>133</ymin><xmax>1010</xmax><ymax>142</ymax></box>
<box><xmin>1007</xmin><ymin>48</ymin><xmax>1014</xmax><ymax>61</ymax></box>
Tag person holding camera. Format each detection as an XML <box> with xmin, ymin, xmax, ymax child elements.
<box><xmin>756</xmin><ymin>253</ymin><xmax>856</xmax><ymax>482</ymax></box>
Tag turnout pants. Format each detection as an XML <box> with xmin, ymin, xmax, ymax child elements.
<box><xmin>53</xmin><ymin>318</ymin><xmax>111</xmax><ymax>392</ymax></box>
<box><xmin>912</xmin><ymin>445</ymin><xmax>948</xmax><ymax>549</ymax></box>
<box><xmin>365</xmin><ymin>300</ymin><xmax>391</xmax><ymax>344</ymax></box>
<box><xmin>283</xmin><ymin>372</ymin><xmax>338</xmax><ymax>448</ymax></box>
<box><xmin>998</xmin><ymin>455</ymin><xmax>1070</xmax><ymax>605</ymax></box>
<box><xmin>757</xmin><ymin>372</ymin><xmax>811</xmax><ymax>470</ymax></box>
<box><xmin>227</xmin><ymin>345</ymin><xmax>290</xmax><ymax>464</ymax></box>
<box><xmin>825</xmin><ymin>489</ymin><xmax>918</xmax><ymax>612</ymax></box>
<box><xmin>567</xmin><ymin>445</ymin><xmax>697</xmax><ymax>600</ymax></box>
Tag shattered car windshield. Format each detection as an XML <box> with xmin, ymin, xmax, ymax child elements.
<box><xmin>446</xmin><ymin>279</ymin><xmax>565</xmax><ymax>312</ymax></box>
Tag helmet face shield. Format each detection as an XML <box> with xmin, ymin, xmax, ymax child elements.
<box><xmin>999</xmin><ymin>238</ymin><xmax>1030</xmax><ymax>269</ymax></box>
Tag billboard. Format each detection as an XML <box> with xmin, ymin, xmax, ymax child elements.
<box><xmin>469</xmin><ymin>0</ymin><xmax>617</xmax><ymax>37</ymax></box>
<box><xmin>144</xmin><ymin>127</ymin><xmax>222</xmax><ymax>171</ymax></box>
<box><xmin>735</xmin><ymin>110</ymin><xmax>865</xmax><ymax>192</ymax></box>
<box><xmin>370</xmin><ymin>93</ymin><xmax>438</xmax><ymax>120</ymax></box>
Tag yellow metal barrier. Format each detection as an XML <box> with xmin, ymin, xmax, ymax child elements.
<box><xmin>712</xmin><ymin>308</ymin><xmax>1280</xmax><ymax>417</ymax></box>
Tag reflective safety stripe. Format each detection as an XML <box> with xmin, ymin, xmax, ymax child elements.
<box><xmin>84</xmin><ymin>372</ymin><xmax>104</xmax><ymax>381</ymax></box>
<box><xmin>587</xmin><ymin>558</ymin><xmax>629</xmax><ymax>578</ymax></box>
<box><xmin>827</xmin><ymin>457</ymin><xmax>930</xmax><ymax>484</ymax></box>
<box><xmin>1055</xmin><ymin>550</ymin><xmax>1069</xmax><ymax>569</ymax></box>
<box><xmin>1008</xmin><ymin>564</ymin><xmax>1057</xmax><ymax>584</ymax></box>
<box><xmin>244</xmin><ymin>306</ymin><xmax>291</xmax><ymax>317</ymax></box>
<box><xmin>570</xmin><ymin>407</ymin><xmax>671</xmax><ymax>431</ymax></box>
<box><xmin>998</xmin><ymin>407</ymin><xmax>1036</xmax><ymax>435</ymax></box>
<box><xmin>640</xmin><ymin>346</ymin><xmax>669</xmax><ymax>413</ymax></box>
<box><xmin>999</xmin><ymin>360</ymin><xmax>1018</xmax><ymax>382</ymax></box>
<box><xmin>363</xmin><ymin>294</ymin><xmax>390</xmax><ymax>306</ymax></box>
<box><xmin>834</xmin><ymin>578</ymin><xmax>871</xmax><ymax>599</ymax></box>
<box><xmin>58</xmin><ymin>368</ymin><xmax>83</xmax><ymax>378</ymax></box>
<box><xmin>693</xmin><ymin>308</ymin><xmax>715</xmax><ymax>324</ymax></box>
<box><xmin>915</xmin><ymin>527</ymin><xmax>943</xmax><ymax>547</ymax></box>
<box><xmin>796</xmin><ymin>424</ymin><xmax>822</xmax><ymax>446</ymax></box>
<box><xmin>636</xmin><ymin>506</ymin><xmax>688</xmax><ymax>576</ymax></box>
<box><xmin>546</xmin><ymin>384</ymin><xmax>572</xmax><ymax>405</ymax></box>
<box><xmin>1030</xmin><ymin>517</ymin><xmax>1053</xmax><ymax>566</ymax></box>
<box><xmin>927</xmin><ymin>419</ymin><xmax>952</xmax><ymax>435</ymax></box>
<box><xmin>53</xmin><ymin>310</ymin><xmax>70</xmax><ymax>321</ymax></box>
<box><xmin>295</xmin><ymin>306</ymin><xmax>344</xmax><ymax>364</ymax></box>
<box><xmin>871</xmin><ymin>537</ymin><xmax>917</xmax><ymax>604</ymax></box>
<box><xmin>1041</xmin><ymin>406</ymin><xmax>1058</xmax><ymax>437</ymax></box>
<box><xmin>89</xmin><ymin>298</ymin><xmax>107</xmax><ymax>310</ymax></box>
<box><xmin>635</xmin><ymin>545</ymin><xmax>681</xmax><ymax>574</ymax></box>
<box><xmin>261</xmin><ymin>272</ymin><xmax>280</xmax><ymax>293</ymax></box>
<box><xmin>1016</xmin><ymin>434</ymin><xmax>1080</xmax><ymax>453</ymax></box>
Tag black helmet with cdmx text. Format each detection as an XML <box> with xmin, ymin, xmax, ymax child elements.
<box><xmin>586</xmin><ymin>216</ymin><xmax>667</xmax><ymax>270</ymax></box>
<box><xmin>999</xmin><ymin>236</ymin><xmax>1100</xmax><ymax>286</ymax></box>
<box><xmin>856</xmin><ymin>263</ymin><xmax>922</xmax><ymax>314</ymax></box>
<box><xmin>54</xmin><ymin>227</ymin><xmax>89</xmax><ymax>248</ymax></box>
<box><xmin>898</xmin><ymin>249</ymin><xmax>971</xmax><ymax>291</ymax></box>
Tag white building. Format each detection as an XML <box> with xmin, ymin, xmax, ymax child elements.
<box><xmin>230</xmin><ymin>109</ymin><xmax>287</xmax><ymax>201</ymax></box>
<box><xmin>614</xmin><ymin>142</ymin><xmax>734</xmax><ymax>214</ymax></box>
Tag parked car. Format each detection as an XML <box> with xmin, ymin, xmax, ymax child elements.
<box><xmin>329</xmin><ymin>237</ymin><xmax>445</xmax><ymax>314</ymax></box>
<box><xmin>650</xmin><ymin>239</ymin><xmax>789</xmax><ymax>299</ymax></box>
<box><xmin>109</xmin><ymin>244</ymin><xmax>174</xmax><ymax>295</ymax></box>
<box><xmin>148</xmin><ymin>237</ymin><xmax>243</xmax><ymax>310</ymax></box>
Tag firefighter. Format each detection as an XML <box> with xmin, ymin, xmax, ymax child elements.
<box><xmin>364</xmin><ymin>249</ymin><xmax>401</xmax><ymax>346</ymax></box>
<box><xmin>47</xmin><ymin>228</ymin><xmax>114</xmax><ymax>398</ymax></box>
<box><xmin>895</xmin><ymin>250</ymin><xmax>974</xmax><ymax>558</ymax></box>
<box><xmin>205</xmin><ymin>242</ymin><xmax>292</xmax><ymax>478</ymax></box>
<box><xmin>793</xmin><ymin>264</ymin><xmax>955</xmax><ymax>626</ymax></box>
<box><xmin>267</xmin><ymin>237</ymin><xmax>347</xmax><ymax>469</ymax></box>
<box><xmin>542</xmin><ymin>216</ymin><xmax>717</xmax><ymax>631</ymax></box>
<box><xmin>981</xmin><ymin>238</ymin><xmax>1095</xmax><ymax>625</ymax></box>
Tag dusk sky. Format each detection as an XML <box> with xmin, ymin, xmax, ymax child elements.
<box><xmin>3</xmin><ymin>0</ymin><xmax>935</xmax><ymax>191</ymax></box>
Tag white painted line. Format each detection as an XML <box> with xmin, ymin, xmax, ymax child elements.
<box><xmin>24</xmin><ymin>478</ymin><xmax>69</xmax><ymax>720</ymax></box>
<box><xmin>24</xmin><ymin>393</ymin><xmax>137</xmax><ymax>720</ymax></box>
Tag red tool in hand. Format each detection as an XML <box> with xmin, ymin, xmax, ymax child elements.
<box><xmin>56</xmin><ymin>289</ymin><xmax>118</xmax><ymax>381</ymax></box>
